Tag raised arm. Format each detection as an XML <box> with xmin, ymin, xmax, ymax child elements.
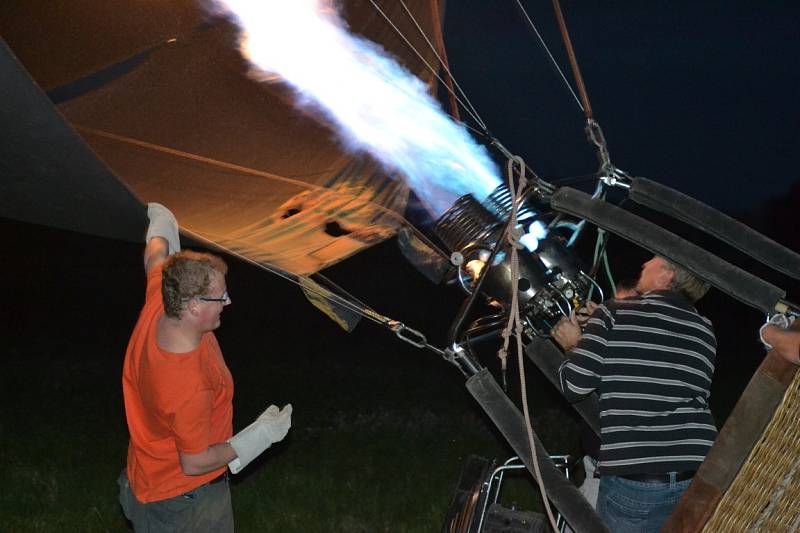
<box><xmin>144</xmin><ymin>236</ymin><xmax>169</xmax><ymax>273</ymax></box>
<box><xmin>143</xmin><ymin>203</ymin><xmax>181</xmax><ymax>272</ymax></box>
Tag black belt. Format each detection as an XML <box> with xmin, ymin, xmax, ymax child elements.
<box><xmin>209</xmin><ymin>471</ymin><xmax>229</xmax><ymax>485</ymax></box>
<box><xmin>619</xmin><ymin>471</ymin><xmax>695</xmax><ymax>483</ymax></box>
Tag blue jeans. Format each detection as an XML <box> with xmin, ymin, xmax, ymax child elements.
<box><xmin>118</xmin><ymin>469</ymin><xmax>233</xmax><ymax>532</ymax></box>
<box><xmin>597</xmin><ymin>475</ymin><xmax>691</xmax><ymax>533</ymax></box>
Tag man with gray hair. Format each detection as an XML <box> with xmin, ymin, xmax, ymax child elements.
<box><xmin>551</xmin><ymin>255</ymin><xmax>716</xmax><ymax>533</ymax></box>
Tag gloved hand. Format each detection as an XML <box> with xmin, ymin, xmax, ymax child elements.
<box><xmin>578</xmin><ymin>455</ymin><xmax>600</xmax><ymax>508</ymax></box>
<box><xmin>759</xmin><ymin>313</ymin><xmax>796</xmax><ymax>350</ymax></box>
<box><xmin>145</xmin><ymin>203</ymin><xmax>181</xmax><ymax>255</ymax></box>
<box><xmin>227</xmin><ymin>403</ymin><xmax>292</xmax><ymax>474</ymax></box>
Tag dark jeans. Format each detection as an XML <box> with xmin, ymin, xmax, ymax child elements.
<box><xmin>117</xmin><ymin>470</ymin><xmax>234</xmax><ymax>532</ymax></box>
<box><xmin>597</xmin><ymin>474</ymin><xmax>691</xmax><ymax>533</ymax></box>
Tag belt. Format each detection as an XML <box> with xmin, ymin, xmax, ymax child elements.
<box><xmin>619</xmin><ymin>471</ymin><xmax>695</xmax><ymax>483</ymax></box>
<box><xmin>209</xmin><ymin>471</ymin><xmax>229</xmax><ymax>485</ymax></box>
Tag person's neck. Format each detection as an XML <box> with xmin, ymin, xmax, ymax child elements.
<box><xmin>157</xmin><ymin>315</ymin><xmax>202</xmax><ymax>353</ymax></box>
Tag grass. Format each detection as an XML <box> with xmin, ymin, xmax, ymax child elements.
<box><xmin>0</xmin><ymin>342</ymin><xmax>575</xmax><ymax>532</ymax></box>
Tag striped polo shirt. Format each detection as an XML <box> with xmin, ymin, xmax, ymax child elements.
<box><xmin>559</xmin><ymin>290</ymin><xmax>717</xmax><ymax>476</ymax></box>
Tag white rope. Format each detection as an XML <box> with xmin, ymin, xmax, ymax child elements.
<box><xmin>366</xmin><ymin>0</ymin><xmax>489</xmax><ymax>132</ymax></box>
<box><xmin>497</xmin><ymin>156</ymin><xmax>560</xmax><ymax>532</ymax></box>
<box><xmin>77</xmin><ymin>126</ymin><xmax>404</xmax><ymax>327</ymax></box>
<box><xmin>396</xmin><ymin>0</ymin><xmax>489</xmax><ymax>130</ymax></box>
<box><xmin>513</xmin><ymin>0</ymin><xmax>584</xmax><ymax>113</ymax></box>
<box><xmin>180</xmin><ymin>226</ymin><xmax>393</xmax><ymax>327</ymax></box>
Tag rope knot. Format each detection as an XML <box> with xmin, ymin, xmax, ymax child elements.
<box><xmin>507</xmin><ymin>225</ymin><xmax>525</xmax><ymax>249</ymax></box>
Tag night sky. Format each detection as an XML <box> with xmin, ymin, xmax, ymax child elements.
<box><xmin>442</xmin><ymin>1</ymin><xmax>800</xmax><ymax>212</ymax></box>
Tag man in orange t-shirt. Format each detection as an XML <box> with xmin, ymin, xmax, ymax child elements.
<box><xmin>117</xmin><ymin>204</ymin><xmax>292</xmax><ymax>532</ymax></box>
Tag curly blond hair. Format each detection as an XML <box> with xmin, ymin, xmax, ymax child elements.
<box><xmin>162</xmin><ymin>251</ymin><xmax>228</xmax><ymax>318</ymax></box>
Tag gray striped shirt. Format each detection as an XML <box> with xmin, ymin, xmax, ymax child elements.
<box><xmin>559</xmin><ymin>291</ymin><xmax>717</xmax><ymax>476</ymax></box>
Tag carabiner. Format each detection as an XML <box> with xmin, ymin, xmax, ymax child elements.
<box><xmin>391</xmin><ymin>322</ymin><xmax>428</xmax><ymax>348</ymax></box>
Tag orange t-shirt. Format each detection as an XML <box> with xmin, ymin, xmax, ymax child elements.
<box><xmin>122</xmin><ymin>265</ymin><xmax>234</xmax><ymax>503</ymax></box>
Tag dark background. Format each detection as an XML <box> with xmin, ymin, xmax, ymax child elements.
<box><xmin>2</xmin><ymin>0</ymin><xmax>799</xmax><ymax>485</ymax></box>
<box><xmin>443</xmin><ymin>1</ymin><xmax>800</xmax><ymax>212</ymax></box>
<box><xmin>436</xmin><ymin>1</ymin><xmax>800</xmax><ymax>409</ymax></box>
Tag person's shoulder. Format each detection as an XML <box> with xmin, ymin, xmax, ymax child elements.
<box><xmin>641</xmin><ymin>290</ymin><xmax>694</xmax><ymax>310</ymax></box>
<box><xmin>591</xmin><ymin>300</ymin><xmax>618</xmax><ymax>324</ymax></box>
<box><xmin>146</xmin><ymin>262</ymin><xmax>165</xmax><ymax>283</ymax></box>
<box><xmin>644</xmin><ymin>291</ymin><xmax>715</xmax><ymax>329</ymax></box>
<box><xmin>605</xmin><ymin>294</ymin><xmax>647</xmax><ymax>311</ymax></box>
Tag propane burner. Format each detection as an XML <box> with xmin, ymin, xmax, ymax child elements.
<box><xmin>432</xmin><ymin>184</ymin><xmax>594</xmax><ymax>337</ymax></box>
<box><xmin>432</xmin><ymin>193</ymin><xmax>501</xmax><ymax>254</ymax></box>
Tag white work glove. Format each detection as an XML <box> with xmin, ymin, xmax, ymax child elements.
<box><xmin>578</xmin><ymin>455</ymin><xmax>600</xmax><ymax>508</ymax></box>
<box><xmin>146</xmin><ymin>202</ymin><xmax>181</xmax><ymax>255</ymax></box>
<box><xmin>227</xmin><ymin>403</ymin><xmax>292</xmax><ymax>474</ymax></box>
<box><xmin>759</xmin><ymin>314</ymin><xmax>795</xmax><ymax>350</ymax></box>
<box><xmin>564</xmin><ymin>455</ymin><xmax>599</xmax><ymax>533</ymax></box>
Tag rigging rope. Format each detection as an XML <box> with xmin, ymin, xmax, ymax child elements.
<box><xmin>497</xmin><ymin>156</ymin><xmax>560</xmax><ymax>533</ymax></box>
<box><xmin>181</xmin><ymin>229</ymin><xmax>388</xmax><ymax>326</ymax></box>
<box><xmin>398</xmin><ymin>0</ymin><xmax>460</xmax><ymax>120</ymax></box>
<box><xmin>426</xmin><ymin>0</ymin><xmax>460</xmax><ymax>121</ymax></box>
<box><xmin>512</xmin><ymin>0</ymin><xmax>584</xmax><ymax>114</ymax></box>
<box><xmin>366</xmin><ymin>0</ymin><xmax>490</xmax><ymax>132</ymax></box>
<box><xmin>550</xmin><ymin>0</ymin><xmax>594</xmax><ymax>119</ymax></box>
<box><xmin>75</xmin><ymin>125</ymin><xmax>450</xmax><ymax>261</ymax></box>
<box><xmin>76</xmin><ymin>125</ymin><xmax>454</xmax><ymax>357</ymax></box>
<box><xmin>180</xmin><ymin>226</ymin><xmax>447</xmax><ymax>358</ymax></box>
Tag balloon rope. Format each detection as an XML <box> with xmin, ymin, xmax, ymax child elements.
<box><xmin>498</xmin><ymin>156</ymin><xmax>561</xmax><ymax>532</ymax></box>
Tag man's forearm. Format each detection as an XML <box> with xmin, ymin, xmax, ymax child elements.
<box><xmin>179</xmin><ymin>442</ymin><xmax>238</xmax><ymax>476</ymax></box>
<box><xmin>144</xmin><ymin>236</ymin><xmax>169</xmax><ymax>272</ymax></box>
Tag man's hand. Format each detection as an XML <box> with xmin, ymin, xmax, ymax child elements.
<box><xmin>146</xmin><ymin>203</ymin><xmax>180</xmax><ymax>253</ymax></box>
<box><xmin>760</xmin><ymin>315</ymin><xmax>800</xmax><ymax>365</ymax></box>
<box><xmin>144</xmin><ymin>203</ymin><xmax>180</xmax><ymax>271</ymax></box>
<box><xmin>227</xmin><ymin>403</ymin><xmax>293</xmax><ymax>474</ymax></box>
<box><xmin>257</xmin><ymin>403</ymin><xmax>292</xmax><ymax>444</ymax></box>
<box><xmin>551</xmin><ymin>312</ymin><xmax>582</xmax><ymax>353</ymax></box>
<box><xmin>759</xmin><ymin>313</ymin><xmax>794</xmax><ymax>350</ymax></box>
<box><xmin>575</xmin><ymin>301</ymin><xmax>599</xmax><ymax>327</ymax></box>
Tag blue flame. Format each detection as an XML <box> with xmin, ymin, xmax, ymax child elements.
<box><xmin>214</xmin><ymin>0</ymin><xmax>501</xmax><ymax>217</ymax></box>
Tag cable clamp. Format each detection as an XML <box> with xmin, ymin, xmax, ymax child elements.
<box><xmin>599</xmin><ymin>167</ymin><xmax>632</xmax><ymax>189</ymax></box>
<box><xmin>389</xmin><ymin>321</ymin><xmax>428</xmax><ymax>348</ymax></box>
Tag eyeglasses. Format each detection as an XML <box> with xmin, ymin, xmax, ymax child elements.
<box><xmin>196</xmin><ymin>291</ymin><xmax>230</xmax><ymax>303</ymax></box>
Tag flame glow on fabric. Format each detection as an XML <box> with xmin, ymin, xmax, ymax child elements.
<box><xmin>212</xmin><ymin>0</ymin><xmax>501</xmax><ymax>217</ymax></box>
